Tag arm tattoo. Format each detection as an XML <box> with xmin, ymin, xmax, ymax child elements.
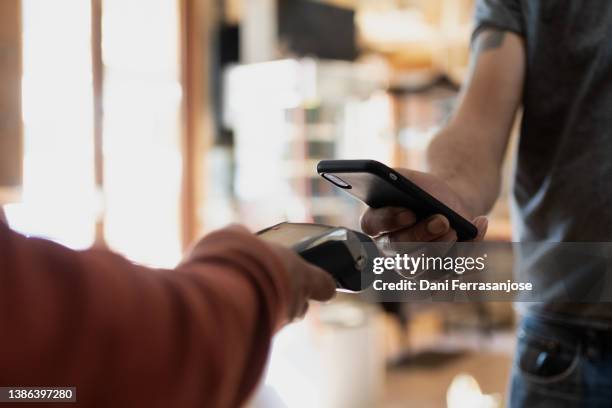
<box><xmin>476</xmin><ymin>30</ymin><xmax>507</xmax><ymax>53</ymax></box>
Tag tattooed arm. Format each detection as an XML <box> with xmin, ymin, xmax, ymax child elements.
<box><xmin>426</xmin><ymin>29</ymin><xmax>526</xmax><ymax>216</ymax></box>
<box><xmin>361</xmin><ymin>29</ymin><xmax>524</xmax><ymax>243</ymax></box>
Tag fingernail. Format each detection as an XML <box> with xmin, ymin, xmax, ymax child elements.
<box><xmin>475</xmin><ymin>217</ymin><xmax>489</xmax><ymax>232</ymax></box>
<box><xmin>427</xmin><ymin>217</ymin><xmax>448</xmax><ymax>235</ymax></box>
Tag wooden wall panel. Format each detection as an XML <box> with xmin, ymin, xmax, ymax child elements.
<box><xmin>0</xmin><ymin>0</ymin><xmax>23</xmax><ymax>201</ymax></box>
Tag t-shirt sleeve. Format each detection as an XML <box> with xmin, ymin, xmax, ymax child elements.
<box><xmin>473</xmin><ymin>0</ymin><xmax>524</xmax><ymax>39</ymax></box>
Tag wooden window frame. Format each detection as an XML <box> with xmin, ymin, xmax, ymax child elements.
<box><xmin>179</xmin><ymin>0</ymin><xmax>213</xmax><ymax>248</ymax></box>
<box><xmin>0</xmin><ymin>0</ymin><xmax>23</xmax><ymax>203</ymax></box>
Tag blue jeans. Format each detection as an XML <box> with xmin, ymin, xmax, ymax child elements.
<box><xmin>509</xmin><ymin>314</ymin><xmax>612</xmax><ymax>407</ymax></box>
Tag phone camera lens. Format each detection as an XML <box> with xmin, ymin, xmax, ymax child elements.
<box><xmin>322</xmin><ymin>173</ymin><xmax>352</xmax><ymax>189</ymax></box>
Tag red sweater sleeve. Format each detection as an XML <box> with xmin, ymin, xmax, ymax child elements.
<box><xmin>0</xmin><ymin>222</ymin><xmax>291</xmax><ymax>408</ymax></box>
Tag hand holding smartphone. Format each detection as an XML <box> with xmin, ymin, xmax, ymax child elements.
<box><xmin>317</xmin><ymin>160</ymin><xmax>482</xmax><ymax>242</ymax></box>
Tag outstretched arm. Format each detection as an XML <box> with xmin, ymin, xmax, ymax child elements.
<box><xmin>0</xmin><ymin>223</ymin><xmax>333</xmax><ymax>407</ymax></box>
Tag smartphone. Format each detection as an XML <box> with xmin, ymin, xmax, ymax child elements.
<box><xmin>317</xmin><ymin>160</ymin><xmax>478</xmax><ymax>241</ymax></box>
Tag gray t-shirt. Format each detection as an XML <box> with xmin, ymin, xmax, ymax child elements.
<box><xmin>474</xmin><ymin>0</ymin><xmax>612</xmax><ymax>325</ymax></box>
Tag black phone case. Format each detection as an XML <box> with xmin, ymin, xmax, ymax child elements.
<box><xmin>317</xmin><ymin>160</ymin><xmax>478</xmax><ymax>241</ymax></box>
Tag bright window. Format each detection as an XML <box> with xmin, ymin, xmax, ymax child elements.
<box><xmin>8</xmin><ymin>0</ymin><xmax>183</xmax><ymax>268</ymax></box>
<box><xmin>7</xmin><ymin>0</ymin><xmax>97</xmax><ymax>249</ymax></box>
<box><xmin>102</xmin><ymin>0</ymin><xmax>183</xmax><ymax>267</ymax></box>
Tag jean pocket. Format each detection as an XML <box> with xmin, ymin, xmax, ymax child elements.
<box><xmin>516</xmin><ymin>327</ymin><xmax>581</xmax><ymax>385</ymax></box>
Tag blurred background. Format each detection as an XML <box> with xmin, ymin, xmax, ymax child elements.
<box><xmin>0</xmin><ymin>0</ymin><xmax>518</xmax><ymax>406</ymax></box>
